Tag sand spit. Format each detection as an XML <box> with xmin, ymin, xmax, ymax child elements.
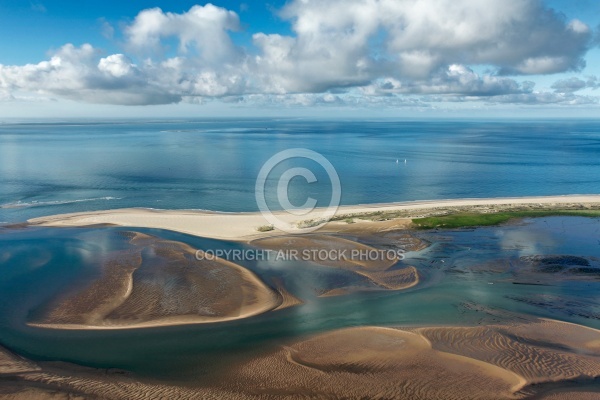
<box><xmin>271</xmin><ymin>278</ymin><xmax>304</xmax><ymax>311</ymax></box>
<box><xmin>250</xmin><ymin>234</ymin><xmax>419</xmax><ymax>295</ymax></box>
<box><xmin>356</xmin><ymin>265</ymin><xmax>419</xmax><ymax>290</ymax></box>
<box><xmin>0</xmin><ymin>346</ymin><xmax>40</xmax><ymax>375</ymax></box>
<box><xmin>27</xmin><ymin>195</ymin><xmax>600</xmax><ymax>241</ymax></box>
<box><xmin>3</xmin><ymin>319</ymin><xmax>600</xmax><ymax>399</ymax></box>
<box><xmin>251</xmin><ymin>234</ymin><xmax>398</xmax><ymax>271</ymax></box>
<box><xmin>29</xmin><ymin>232</ymin><xmax>282</xmax><ymax>330</ymax></box>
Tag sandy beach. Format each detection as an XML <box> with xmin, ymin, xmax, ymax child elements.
<box><xmin>26</xmin><ymin>195</ymin><xmax>600</xmax><ymax>241</ymax></box>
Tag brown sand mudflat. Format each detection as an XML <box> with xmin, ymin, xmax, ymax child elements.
<box><xmin>3</xmin><ymin>319</ymin><xmax>600</xmax><ymax>399</ymax></box>
<box><xmin>251</xmin><ymin>234</ymin><xmax>398</xmax><ymax>270</ymax></box>
<box><xmin>29</xmin><ymin>232</ymin><xmax>282</xmax><ymax>329</ymax></box>
<box><xmin>251</xmin><ymin>234</ymin><xmax>419</xmax><ymax>295</ymax></box>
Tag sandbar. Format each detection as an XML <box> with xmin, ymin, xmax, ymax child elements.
<box><xmin>26</xmin><ymin>195</ymin><xmax>600</xmax><ymax>241</ymax></box>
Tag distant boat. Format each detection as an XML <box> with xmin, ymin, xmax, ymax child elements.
<box><xmin>404</xmin><ymin>159</ymin><xmax>407</xmax><ymax>164</ymax></box>
<box><xmin>396</xmin><ymin>159</ymin><xmax>399</xmax><ymax>163</ymax></box>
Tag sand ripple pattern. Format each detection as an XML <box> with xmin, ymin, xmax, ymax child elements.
<box><xmin>4</xmin><ymin>319</ymin><xmax>600</xmax><ymax>398</ymax></box>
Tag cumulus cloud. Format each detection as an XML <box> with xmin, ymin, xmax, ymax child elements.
<box><xmin>125</xmin><ymin>4</ymin><xmax>241</xmax><ymax>65</ymax></box>
<box><xmin>254</xmin><ymin>0</ymin><xmax>593</xmax><ymax>93</ymax></box>
<box><xmin>551</xmin><ymin>76</ymin><xmax>599</xmax><ymax>93</ymax></box>
<box><xmin>487</xmin><ymin>92</ymin><xmax>598</xmax><ymax>105</ymax></box>
<box><xmin>0</xmin><ymin>1</ymin><xmax>598</xmax><ymax>107</ymax></box>
<box><xmin>360</xmin><ymin>65</ymin><xmax>534</xmax><ymax>97</ymax></box>
<box><xmin>0</xmin><ymin>44</ymin><xmax>180</xmax><ymax>105</ymax></box>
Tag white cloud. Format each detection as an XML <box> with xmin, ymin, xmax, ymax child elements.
<box><xmin>360</xmin><ymin>65</ymin><xmax>531</xmax><ymax>97</ymax></box>
<box><xmin>0</xmin><ymin>44</ymin><xmax>180</xmax><ymax>105</ymax></box>
<box><xmin>487</xmin><ymin>92</ymin><xmax>598</xmax><ymax>105</ymax></box>
<box><xmin>255</xmin><ymin>0</ymin><xmax>593</xmax><ymax>92</ymax></box>
<box><xmin>0</xmin><ymin>1</ymin><xmax>597</xmax><ymax>108</ymax></box>
<box><xmin>98</xmin><ymin>54</ymin><xmax>134</xmax><ymax>78</ymax></box>
<box><xmin>568</xmin><ymin>19</ymin><xmax>590</xmax><ymax>34</ymax></box>
<box><xmin>125</xmin><ymin>4</ymin><xmax>241</xmax><ymax>65</ymax></box>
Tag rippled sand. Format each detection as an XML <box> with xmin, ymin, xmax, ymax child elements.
<box><xmin>29</xmin><ymin>232</ymin><xmax>282</xmax><ymax>329</ymax></box>
<box><xmin>4</xmin><ymin>319</ymin><xmax>600</xmax><ymax>399</ymax></box>
<box><xmin>226</xmin><ymin>319</ymin><xmax>600</xmax><ymax>399</ymax></box>
<box><xmin>0</xmin><ymin>344</ymin><xmax>237</xmax><ymax>400</ymax></box>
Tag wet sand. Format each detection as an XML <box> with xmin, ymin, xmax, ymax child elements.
<box><xmin>250</xmin><ymin>234</ymin><xmax>419</xmax><ymax>295</ymax></box>
<box><xmin>29</xmin><ymin>232</ymin><xmax>282</xmax><ymax>330</ymax></box>
<box><xmin>3</xmin><ymin>318</ymin><xmax>600</xmax><ymax>399</ymax></box>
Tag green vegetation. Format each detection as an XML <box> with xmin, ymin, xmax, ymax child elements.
<box><xmin>331</xmin><ymin>210</ymin><xmax>409</xmax><ymax>222</ymax></box>
<box><xmin>412</xmin><ymin>210</ymin><xmax>600</xmax><ymax>230</ymax></box>
<box><xmin>296</xmin><ymin>218</ymin><xmax>328</xmax><ymax>229</ymax></box>
<box><xmin>256</xmin><ymin>225</ymin><xmax>274</xmax><ymax>232</ymax></box>
<box><xmin>344</xmin><ymin>218</ymin><xmax>355</xmax><ymax>224</ymax></box>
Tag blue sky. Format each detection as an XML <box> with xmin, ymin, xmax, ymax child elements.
<box><xmin>0</xmin><ymin>1</ymin><xmax>291</xmax><ymax>64</ymax></box>
<box><xmin>0</xmin><ymin>0</ymin><xmax>599</xmax><ymax>118</ymax></box>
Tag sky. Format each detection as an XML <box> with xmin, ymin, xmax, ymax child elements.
<box><xmin>0</xmin><ymin>0</ymin><xmax>599</xmax><ymax>119</ymax></box>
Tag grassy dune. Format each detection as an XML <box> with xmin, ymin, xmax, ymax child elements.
<box><xmin>412</xmin><ymin>210</ymin><xmax>600</xmax><ymax>229</ymax></box>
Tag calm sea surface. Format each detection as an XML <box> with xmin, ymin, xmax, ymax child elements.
<box><xmin>1</xmin><ymin>119</ymin><xmax>599</xmax><ymax>223</ymax></box>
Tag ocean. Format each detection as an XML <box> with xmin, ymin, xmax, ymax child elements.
<box><xmin>1</xmin><ymin>118</ymin><xmax>599</xmax><ymax>223</ymax></box>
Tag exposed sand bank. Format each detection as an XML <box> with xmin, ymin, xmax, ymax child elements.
<box><xmin>26</xmin><ymin>195</ymin><xmax>600</xmax><ymax>241</ymax></box>
<box><xmin>227</xmin><ymin>319</ymin><xmax>600</xmax><ymax>399</ymax></box>
<box><xmin>250</xmin><ymin>234</ymin><xmax>419</xmax><ymax>295</ymax></box>
<box><xmin>29</xmin><ymin>232</ymin><xmax>283</xmax><ymax>330</ymax></box>
<box><xmin>4</xmin><ymin>318</ymin><xmax>600</xmax><ymax>399</ymax></box>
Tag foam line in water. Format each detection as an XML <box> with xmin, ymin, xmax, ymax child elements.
<box><xmin>0</xmin><ymin>197</ymin><xmax>121</xmax><ymax>209</ymax></box>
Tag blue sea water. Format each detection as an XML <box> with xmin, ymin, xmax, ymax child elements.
<box><xmin>0</xmin><ymin>118</ymin><xmax>599</xmax><ymax>223</ymax></box>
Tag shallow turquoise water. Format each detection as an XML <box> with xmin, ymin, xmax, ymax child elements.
<box><xmin>1</xmin><ymin>119</ymin><xmax>599</xmax><ymax>223</ymax></box>
<box><xmin>0</xmin><ymin>216</ymin><xmax>598</xmax><ymax>381</ymax></box>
